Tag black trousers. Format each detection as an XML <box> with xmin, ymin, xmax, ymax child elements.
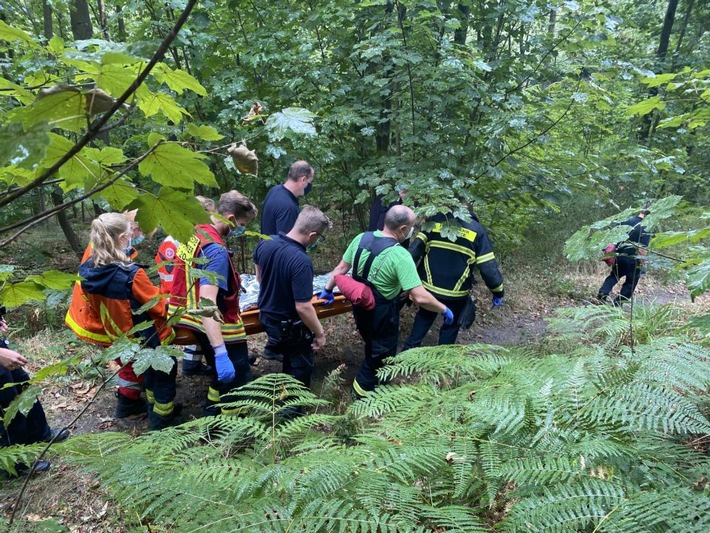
<box><xmin>599</xmin><ymin>256</ymin><xmax>642</xmax><ymax>302</ymax></box>
<box><xmin>352</xmin><ymin>297</ymin><xmax>400</xmax><ymax>396</ymax></box>
<box><xmin>0</xmin><ymin>366</ymin><xmax>51</xmax><ymax>446</ymax></box>
<box><xmin>260</xmin><ymin>316</ymin><xmax>315</xmax><ymax>387</ymax></box>
<box><xmin>403</xmin><ymin>296</ymin><xmax>469</xmax><ymax>350</ymax></box>
<box><xmin>191</xmin><ymin>330</ymin><xmax>253</xmax><ymax>403</ymax></box>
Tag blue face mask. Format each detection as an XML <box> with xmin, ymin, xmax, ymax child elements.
<box><xmin>230</xmin><ymin>226</ymin><xmax>246</xmax><ymax>237</ymax></box>
<box><xmin>304</xmin><ymin>182</ymin><xmax>313</xmax><ymax>196</ymax></box>
<box><xmin>131</xmin><ymin>235</ymin><xmax>145</xmax><ymax>247</ymax></box>
<box><xmin>123</xmin><ymin>246</ymin><xmax>133</xmax><ymax>257</ymax></box>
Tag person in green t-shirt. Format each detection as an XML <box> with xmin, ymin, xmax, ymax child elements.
<box><xmin>323</xmin><ymin>205</ymin><xmax>453</xmax><ymax>397</ymax></box>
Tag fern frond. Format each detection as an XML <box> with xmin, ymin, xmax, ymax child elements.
<box><xmin>547</xmin><ymin>305</ymin><xmax>628</xmax><ymax>346</ymax></box>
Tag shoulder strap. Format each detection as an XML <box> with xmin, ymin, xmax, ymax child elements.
<box><xmin>353</xmin><ymin>232</ymin><xmax>398</xmax><ymax>284</ymax></box>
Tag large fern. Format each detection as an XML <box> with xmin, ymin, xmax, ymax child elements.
<box><xmin>50</xmin><ymin>306</ymin><xmax>709</xmax><ymax>532</ymax></box>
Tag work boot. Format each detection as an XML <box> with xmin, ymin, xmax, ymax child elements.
<box><xmin>16</xmin><ymin>460</ymin><xmax>51</xmax><ymax>476</ymax></box>
<box><xmin>262</xmin><ymin>346</ymin><xmax>283</xmax><ymax>362</ymax></box>
<box><xmin>42</xmin><ymin>427</ymin><xmax>70</xmax><ymax>443</ymax></box>
<box><xmin>595</xmin><ymin>294</ymin><xmax>613</xmax><ymax>305</ymax></box>
<box><xmin>148</xmin><ymin>403</ymin><xmax>184</xmax><ymax>431</ymax></box>
<box><xmin>114</xmin><ymin>392</ymin><xmax>148</xmax><ymax>418</ymax></box>
<box><xmin>181</xmin><ymin>359</ymin><xmax>213</xmax><ymax>377</ymax></box>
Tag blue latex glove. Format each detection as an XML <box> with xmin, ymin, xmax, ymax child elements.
<box><xmin>213</xmin><ymin>344</ymin><xmax>235</xmax><ymax>383</ymax></box>
<box><xmin>318</xmin><ymin>289</ymin><xmax>335</xmax><ymax>305</ymax></box>
<box><xmin>492</xmin><ymin>296</ymin><xmax>503</xmax><ymax>308</ymax></box>
<box><xmin>442</xmin><ymin>307</ymin><xmax>454</xmax><ymax>326</ymax></box>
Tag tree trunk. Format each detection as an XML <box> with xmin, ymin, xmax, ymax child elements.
<box><xmin>116</xmin><ymin>5</ymin><xmax>127</xmax><ymax>41</ymax></box>
<box><xmin>52</xmin><ymin>190</ymin><xmax>82</xmax><ymax>256</ymax></box>
<box><xmin>454</xmin><ymin>4</ymin><xmax>470</xmax><ymax>45</ymax></box>
<box><xmin>70</xmin><ymin>0</ymin><xmax>94</xmax><ymax>40</ymax></box>
<box><xmin>657</xmin><ymin>0</ymin><xmax>679</xmax><ymax>59</ymax></box>
<box><xmin>640</xmin><ymin>0</ymin><xmax>679</xmax><ymax>140</ymax></box>
<box><xmin>43</xmin><ymin>0</ymin><xmax>54</xmax><ymax>39</ymax></box>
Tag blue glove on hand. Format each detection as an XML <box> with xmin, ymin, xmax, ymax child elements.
<box><xmin>442</xmin><ymin>307</ymin><xmax>454</xmax><ymax>326</ymax></box>
<box><xmin>213</xmin><ymin>344</ymin><xmax>235</xmax><ymax>383</ymax></box>
<box><xmin>492</xmin><ymin>296</ymin><xmax>503</xmax><ymax>308</ymax></box>
<box><xmin>318</xmin><ymin>289</ymin><xmax>335</xmax><ymax>305</ymax></box>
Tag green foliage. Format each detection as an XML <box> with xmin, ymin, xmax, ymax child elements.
<box><xmin>57</xmin><ymin>324</ymin><xmax>709</xmax><ymax>531</ymax></box>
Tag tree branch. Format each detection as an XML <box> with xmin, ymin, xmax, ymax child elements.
<box><xmin>0</xmin><ymin>0</ymin><xmax>198</xmax><ymax>210</ymax></box>
<box><xmin>0</xmin><ymin>142</ymin><xmax>162</xmax><ymax>247</ymax></box>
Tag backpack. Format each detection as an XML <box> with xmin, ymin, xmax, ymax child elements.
<box><xmin>601</xmin><ymin>243</ymin><xmax>617</xmax><ymax>266</ymax></box>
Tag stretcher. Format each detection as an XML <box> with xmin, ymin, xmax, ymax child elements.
<box><xmin>173</xmin><ymin>294</ymin><xmax>351</xmax><ymax>344</ymax></box>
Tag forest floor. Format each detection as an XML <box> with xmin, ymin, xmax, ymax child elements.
<box><xmin>1</xmin><ymin>229</ymin><xmax>707</xmax><ymax>531</ymax></box>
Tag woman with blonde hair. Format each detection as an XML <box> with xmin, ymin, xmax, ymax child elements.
<box><xmin>66</xmin><ymin>213</ymin><xmax>178</xmax><ymax>430</ymax></box>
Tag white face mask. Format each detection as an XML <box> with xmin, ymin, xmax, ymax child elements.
<box><xmin>401</xmin><ymin>225</ymin><xmax>414</xmax><ymax>241</ymax></box>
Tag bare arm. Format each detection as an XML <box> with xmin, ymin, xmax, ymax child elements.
<box><xmin>199</xmin><ymin>284</ymin><xmax>225</xmax><ymax>348</ymax></box>
<box><xmin>324</xmin><ymin>260</ymin><xmax>351</xmax><ymax>292</ymax></box>
<box><xmin>409</xmin><ymin>285</ymin><xmax>447</xmax><ymax>314</ymax></box>
<box><xmin>255</xmin><ymin>263</ymin><xmax>262</xmax><ymax>283</ymax></box>
<box><xmin>295</xmin><ymin>300</ymin><xmax>325</xmax><ymax>350</ymax></box>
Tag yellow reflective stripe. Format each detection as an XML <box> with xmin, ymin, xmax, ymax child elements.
<box><xmin>428</xmin><ymin>240</ymin><xmax>475</xmax><ymax>259</ymax></box>
<box><xmin>65</xmin><ymin>311</ymin><xmax>112</xmax><ymax>345</ymax></box>
<box><xmin>207</xmin><ymin>387</ymin><xmax>221</xmax><ymax>403</ymax></box>
<box><xmin>491</xmin><ymin>284</ymin><xmax>504</xmax><ymax>292</ymax></box>
<box><xmin>168</xmin><ymin>307</ymin><xmax>247</xmax><ymax>342</ymax></box>
<box><xmin>353</xmin><ymin>379</ymin><xmax>370</xmax><ymax>398</ymax></box>
<box><xmin>153</xmin><ymin>401</ymin><xmax>174</xmax><ymax>416</ymax></box>
<box><xmin>415</xmin><ymin>233</ymin><xmax>427</xmax><ymax>245</ymax></box>
<box><xmin>146</xmin><ymin>390</ymin><xmax>155</xmax><ymax>404</ymax></box>
<box><xmin>431</xmin><ymin>223</ymin><xmax>477</xmax><ymax>243</ymax></box>
<box><xmin>476</xmin><ymin>252</ymin><xmax>495</xmax><ymax>264</ymax></box>
<box><xmin>422</xmin><ymin>280</ymin><xmax>469</xmax><ymax>298</ymax></box>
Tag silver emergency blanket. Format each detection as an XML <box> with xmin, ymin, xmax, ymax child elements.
<box><xmin>239</xmin><ymin>273</ymin><xmax>335</xmax><ymax>311</ymax></box>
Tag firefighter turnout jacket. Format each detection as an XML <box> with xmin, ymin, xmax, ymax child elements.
<box><xmin>65</xmin><ymin>258</ymin><xmax>172</xmax><ymax>347</ymax></box>
<box><xmin>168</xmin><ymin>224</ymin><xmax>246</xmax><ymax>343</ymax></box>
<box><xmin>410</xmin><ymin>213</ymin><xmax>504</xmax><ymax>299</ymax></box>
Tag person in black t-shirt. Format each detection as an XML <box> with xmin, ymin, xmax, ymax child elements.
<box><xmin>253</xmin><ymin>206</ymin><xmax>332</xmax><ymax>387</ymax></box>
<box><xmin>260</xmin><ymin>160</ymin><xmax>315</xmax><ymax>236</ymax></box>
<box><xmin>597</xmin><ymin>209</ymin><xmax>652</xmax><ymax>306</ymax></box>
<box><xmin>367</xmin><ymin>188</ymin><xmax>408</xmax><ymax>231</ymax></box>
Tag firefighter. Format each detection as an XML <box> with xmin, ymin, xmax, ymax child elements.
<box><xmin>597</xmin><ymin>209</ymin><xmax>651</xmax><ymax>306</ymax></box>
<box><xmin>169</xmin><ymin>191</ymin><xmax>257</xmax><ymax>416</ymax></box>
<box><xmin>66</xmin><ymin>213</ymin><xmax>176</xmax><ymax>429</ymax></box>
<box><xmin>253</xmin><ymin>206</ymin><xmax>331</xmax><ymax>388</ymax></box>
<box><xmin>322</xmin><ymin>205</ymin><xmax>453</xmax><ymax>397</ymax></box>
<box><xmin>402</xmin><ymin>211</ymin><xmax>504</xmax><ymax>350</ymax></box>
<box><xmin>155</xmin><ymin>196</ymin><xmax>215</xmax><ymax>377</ymax></box>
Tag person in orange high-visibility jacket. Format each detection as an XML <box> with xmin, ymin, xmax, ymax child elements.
<box><xmin>169</xmin><ymin>191</ymin><xmax>257</xmax><ymax>416</ymax></box>
<box><xmin>66</xmin><ymin>213</ymin><xmax>177</xmax><ymax>429</ymax></box>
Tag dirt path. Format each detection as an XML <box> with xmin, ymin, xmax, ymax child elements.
<box><xmin>32</xmin><ymin>273</ymin><xmax>700</xmax><ymax>439</ymax></box>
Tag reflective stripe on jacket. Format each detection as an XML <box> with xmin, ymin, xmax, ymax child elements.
<box><xmin>411</xmin><ymin>215</ymin><xmax>504</xmax><ymax>299</ymax></box>
<box><xmin>168</xmin><ymin>224</ymin><xmax>246</xmax><ymax>343</ymax></box>
<box><xmin>65</xmin><ymin>259</ymin><xmax>172</xmax><ymax>347</ymax></box>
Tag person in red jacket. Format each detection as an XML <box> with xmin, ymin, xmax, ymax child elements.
<box><xmin>169</xmin><ymin>191</ymin><xmax>257</xmax><ymax>415</ymax></box>
<box><xmin>155</xmin><ymin>196</ymin><xmax>215</xmax><ymax>377</ymax></box>
<box><xmin>66</xmin><ymin>213</ymin><xmax>177</xmax><ymax>429</ymax></box>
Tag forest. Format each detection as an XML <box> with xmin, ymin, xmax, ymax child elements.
<box><xmin>0</xmin><ymin>0</ymin><xmax>709</xmax><ymax>531</ymax></box>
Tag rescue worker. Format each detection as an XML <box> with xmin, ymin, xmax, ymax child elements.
<box><xmin>402</xmin><ymin>211</ymin><xmax>504</xmax><ymax>350</ymax></box>
<box><xmin>321</xmin><ymin>205</ymin><xmax>454</xmax><ymax>397</ymax></box>
<box><xmin>367</xmin><ymin>187</ymin><xmax>408</xmax><ymax>231</ymax></box>
<box><xmin>597</xmin><ymin>208</ymin><xmax>652</xmax><ymax>306</ymax></box>
<box><xmin>1</xmin><ymin>311</ymin><xmax>69</xmax><ymax>476</ymax></box>
<box><xmin>253</xmin><ymin>206</ymin><xmax>331</xmax><ymax>388</ymax></box>
<box><xmin>65</xmin><ymin>213</ymin><xmax>177</xmax><ymax>430</ymax></box>
<box><xmin>260</xmin><ymin>160</ymin><xmax>315</xmax><ymax>236</ymax></box>
<box><xmin>155</xmin><ymin>196</ymin><xmax>215</xmax><ymax>377</ymax></box>
<box><xmin>169</xmin><ymin>191</ymin><xmax>257</xmax><ymax>416</ymax></box>
<box><xmin>260</xmin><ymin>160</ymin><xmax>315</xmax><ymax>362</ymax></box>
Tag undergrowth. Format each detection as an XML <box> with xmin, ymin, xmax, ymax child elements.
<box><xmin>0</xmin><ymin>304</ymin><xmax>704</xmax><ymax>532</ymax></box>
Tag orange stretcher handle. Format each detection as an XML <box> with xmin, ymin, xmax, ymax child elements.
<box><xmin>172</xmin><ymin>294</ymin><xmax>352</xmax><ymax>342</ymax></box>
